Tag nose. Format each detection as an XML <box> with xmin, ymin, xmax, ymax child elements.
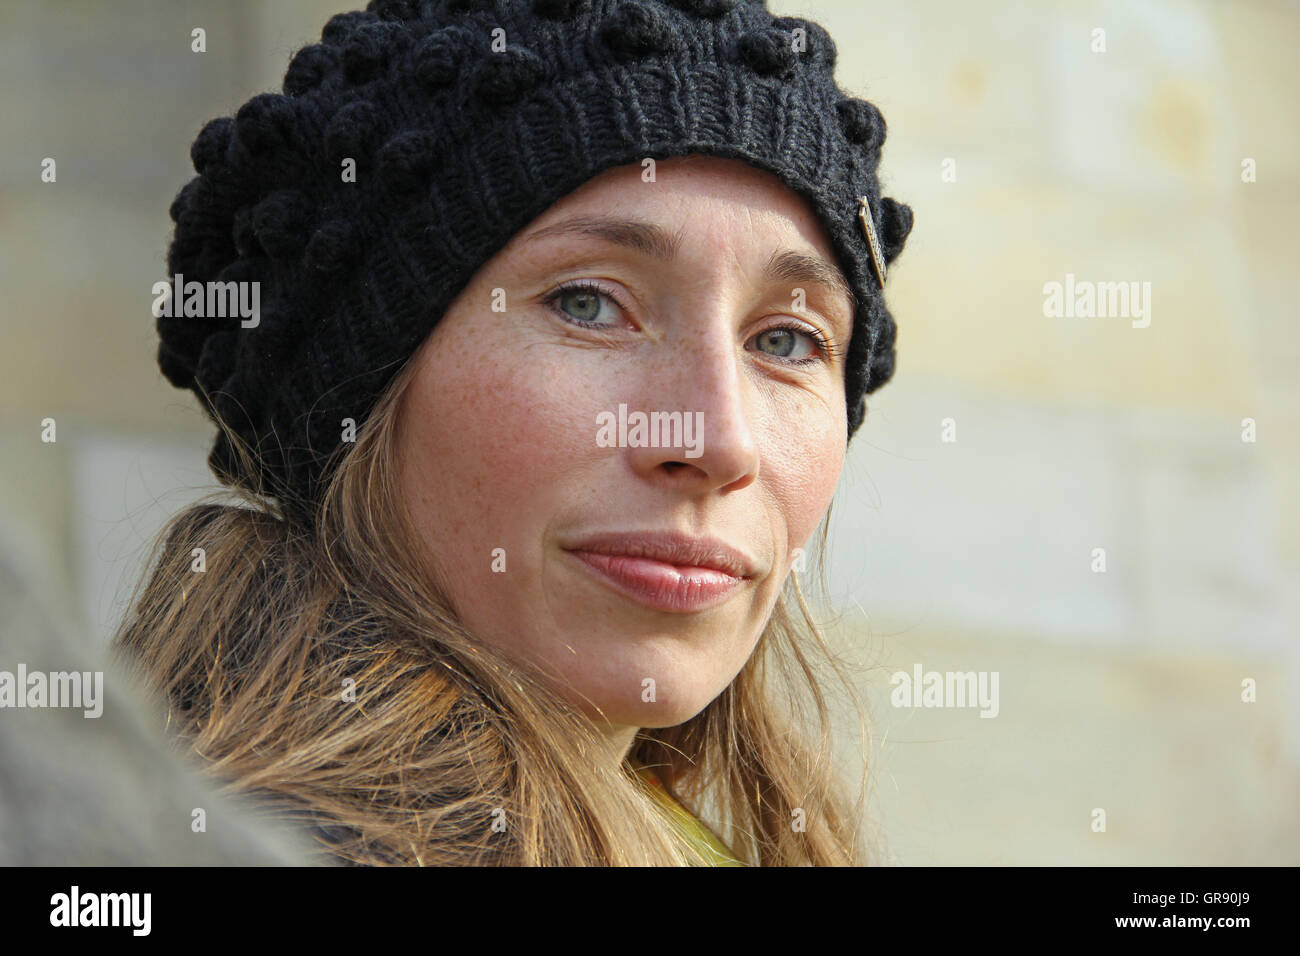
<box><xmin>621</xmin><ymin>319</ymin><xmax>761</xmax><ymax>494</ymax></box>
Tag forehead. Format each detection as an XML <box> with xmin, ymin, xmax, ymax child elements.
<box><xmin>507</xmin><ymin>155</ymin><xmax>854</xmax><ymax>306</ymax></box>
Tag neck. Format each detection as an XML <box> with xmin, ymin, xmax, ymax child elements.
<box><xmin>593</xmin><ymin>720</ymin><xmax>641</xmax><ymax>772</ymax></box>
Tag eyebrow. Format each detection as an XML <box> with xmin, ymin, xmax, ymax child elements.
<box><xmin>521</xmin><ymin>215</ymin><xmax>858</xmax><ymax>315</ymax></box>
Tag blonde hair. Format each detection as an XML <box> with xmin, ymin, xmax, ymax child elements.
<box><xmin>111</xmin><ymin>352</ymin><xmax>877</xmax><ymax>865</ymax></box>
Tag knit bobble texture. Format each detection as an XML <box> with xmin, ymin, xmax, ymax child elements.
<box><xmin>377</xmin><ymin>130</ymin><xmax>443</xmax><ymax>202</ymax></box>
<box><xmin>250</xmin><ymin>190</ymin><xmax>314</xmax><ymax>260</ymax></box>
<box><xmin>366</xmin><ymin>0</ymin><xmax>423</xmax><ymax>21</ymax></box>
<box><xmin>475</xmin><ymin>47</ymin><xmax>548</xmax><ymax>106</ymax></box>
<box><xmin>168</xmin><ymin>179</ymin><xmax>199</xmax><ymax>225</ymax></box>
<box><xmin>233</xmin><ymin>93</ymin><xmax>296</xmax><ymax>162</ymax></box>
<box><xmin>415</xmin><ymin>27</ymin><xmax>470</xmax><ymax>90</ymax></box>
<box><xmin>737</xmin><ymin>27</ymin><xmax>799</xmax><ymax>78</ymax></box>
<box><xmin>321</xmin><ymin>11</ymin><xmax>369</xmax><ymax>46</ymax></box>
<box><xmin>190</xmin><ymin>117</ymin><xmax>234</xmax><ymax>174</ymax></box>
<box><xmin>866</xmin><ymin>319</ymin><xmax>897</xmax><ymax>393</ymax></box>
<box><xmin>443</xmin><ymin>0</ymin><xmax>495</xmax><ymax>14</ymax></box>
<box><xmin>341</xmin><ymin>22</ymin><xmax>404</xmax><ymax>84</ymax></box>
<box><xmin>195</xmin><ymin>329</ymin><xmax>239</xmax><ymax>397</ymax></box>
<box><xmin>879</xmin><ymin>197</ymin><xmax>914</xmax><ymax>262</ymax></box>
<box><xmin>836</xmin><ymin>97</ymin><xmax>886</xmax><ymax>152</ymax></box>
<box><xmin>174</xmin><ymin>179</ymin><xmax>225</xmax><ymax>237</ymax></box>
<box><xmin>304</xmin><ymin>220</ymin><xmax>361</xmax><ymax>274</ymax></box>
<box><xmin>600</xmin><ymin>3</ymin><xmax>683</xmax><ymax>60</ymax></box>
<box><xmin>532</xmin><ymin>0</ymin><xmax>588</xmax><ymax>19</ymax></box>
<box><xmin>166</xmin><ymin>231</ymin><xmax>204</xmax><ymax>276</ymax></box>
<box><xmin>324</xmin><ymin>100</ymin><xmax>384</xmax><ymax>163</ymax></box>
<box><xmin>772</xmin><ymin>16</ymin><xmax>836</xmax><ymax>67</ymax></box>
<box><xmin>662</xmin><ymin>0</ymin><xmax>740</xmax><ymax>17</ymax></box>
<box><xmin>283</xmin><ymin>44</ymin><xmax>338</xmax><ymax>96</ymax></box>
<box><xmin>230</xmin><ymin>206</ymin><xmax>261</xmax><ymax>259</ymax></box>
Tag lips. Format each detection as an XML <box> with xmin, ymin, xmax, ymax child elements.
<box><xmin>561</xmin><ymin>530</ymin><xmax>756</xmax><ymax>613</ymax></box>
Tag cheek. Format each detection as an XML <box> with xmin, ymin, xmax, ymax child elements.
<box><xmin>395</xmin><ymin>320</ymin><xmax>597</xmax><ymax>603</ymax></box>
<box><xmin>761</xmin><ymin>397</ymin><xmax>846</xmax><ymax>558</ymax></box>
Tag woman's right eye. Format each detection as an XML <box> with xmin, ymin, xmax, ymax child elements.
<box><xmin>542</xmin><ymin>279</ymin><xmax>628</xmax><ymax>329</ymax></box>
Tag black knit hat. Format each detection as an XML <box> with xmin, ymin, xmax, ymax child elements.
<box><xmin>159</xmin><ymin>0</ymin><xmax>913</xmax><ymax>523</ymax></box>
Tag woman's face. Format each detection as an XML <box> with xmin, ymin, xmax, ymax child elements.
<box><xmin>395</xmin><ymin>155</ymin><xmax>851</xmax><ymax>743</ymax></box>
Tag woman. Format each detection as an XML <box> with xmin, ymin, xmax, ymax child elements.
<box><xmin>115</xmin><ymin>0</ymin><xmax>913</xmax><ymax>866</ymax></box>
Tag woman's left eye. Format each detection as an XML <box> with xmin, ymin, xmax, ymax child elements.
<box><xmin>543</xmin><ymin>280</ymin><xmax>626</xmax><ymax>328</ymax></box>
<box><xmin>750</xmin><ymin>326</ymin><xmax>835</xmax><ymax>365</ymax></box>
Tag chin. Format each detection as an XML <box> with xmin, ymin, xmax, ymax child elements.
<box><xmin>574</xmin><ymin>685</ymin><xmax>717</xmax><ymax>730</ymax></box>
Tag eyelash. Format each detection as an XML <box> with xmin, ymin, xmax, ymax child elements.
<box><xmin>541</xmin><ymin>279</ymin><xmax>841</xmax><ymax>366</ymax></box>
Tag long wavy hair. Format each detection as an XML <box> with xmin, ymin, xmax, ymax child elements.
<box><xmin>111</xmin><ymin>350</ymin><xmax>878</xmax><ymax>865</ymax></box>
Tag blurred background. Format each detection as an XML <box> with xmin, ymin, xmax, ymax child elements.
<box><xmin>1</xmin><ymin>0</ymin><xmax>1296</xmax><ymax>864</ymax></box>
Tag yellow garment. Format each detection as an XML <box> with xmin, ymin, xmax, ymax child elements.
<box><xmin>633</xmin><ymin>765</ymin><xmax>745</xmax><ymax>866</ymax></box>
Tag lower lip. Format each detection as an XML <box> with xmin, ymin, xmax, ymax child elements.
<box><xmin>564</xmin><ymin>550</ymin><xmax>747</xmax><ymax>613</ymax></box>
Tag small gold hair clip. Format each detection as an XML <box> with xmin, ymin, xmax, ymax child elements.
<box><xmin>857</xmin><ymin>196</ymin><xmax>887</xmax><ymax>288</ymax></box>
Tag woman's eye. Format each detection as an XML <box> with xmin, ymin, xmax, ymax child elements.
<box><xmin>751</xmin><ymin>326</ymin><xmax>832</xmax><ymax>365</ymax></box>
<box><xmin>543</xmin><ymin>281</ymin><xmax>624</xmax><ymax>328</ymax></box>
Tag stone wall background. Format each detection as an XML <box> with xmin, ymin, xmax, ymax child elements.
<box><xmin>1</xmin><ymin>0</ymin><xmax>1295</xmax><ymax>863</ymax></box>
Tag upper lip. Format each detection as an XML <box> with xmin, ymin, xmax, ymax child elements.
<box><xmin>562</xmin><ymin>530</ymin><xmax>757</xmax><ymax>579</ymax></box>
